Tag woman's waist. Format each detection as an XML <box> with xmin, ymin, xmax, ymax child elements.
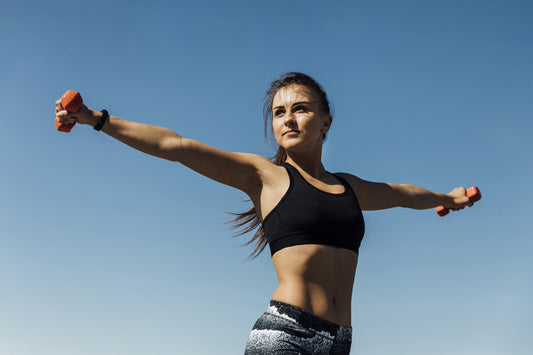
<box><xmin>272</xmin><ymin>280</ymin><xmax>352</xmax><ymax>326</ymax></box>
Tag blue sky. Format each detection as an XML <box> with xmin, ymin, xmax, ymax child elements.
<box><xmin>1</xmin><ymin>0</ymin><xmax>531</xmax><ymax>354</ymax></box>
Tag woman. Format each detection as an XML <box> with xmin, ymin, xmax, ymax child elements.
<box><xmin>55</xmin><ymin>73</ymin><xmax>473</xmax><ymax>354</ymax></box>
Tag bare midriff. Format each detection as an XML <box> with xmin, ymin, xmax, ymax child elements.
<box><xmin>271</xmin><ymin>244</ymin><xmax>358</xmax><ymax>327</ymax></box>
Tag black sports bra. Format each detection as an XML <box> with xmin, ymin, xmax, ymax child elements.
<box><xmin>262</xmin><ymin>163</ymin><xmax>365</xmax><ymax>256</ymax></box>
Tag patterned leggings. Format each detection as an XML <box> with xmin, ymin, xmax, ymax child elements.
<box><xmin>244</xmin><ymin>300</ymin><xmax>352</xmax><ymax>354</ymax></box>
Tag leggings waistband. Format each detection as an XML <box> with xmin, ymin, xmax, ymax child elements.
<box><xmin>266</xmin><ymin>300</ymin><xmax>350</xmax><ymax>336</ymax></box>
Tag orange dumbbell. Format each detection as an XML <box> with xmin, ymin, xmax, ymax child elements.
<box><xmin>54</xmin><ymin>90</ymin><xmax>83</xmax><ymax>132</ymax></box>
<box><xmin>436</xmin><ymin>186</ymin><xmax>481</xmax><ymax>217</ymax></box>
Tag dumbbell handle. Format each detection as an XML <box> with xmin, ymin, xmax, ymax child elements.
<box><xmin>436</xmin><ymin>186</ymin><xmax>481</xmax><ymax>217</ymax></box>
<box><xmin>54</xmin><ymin>90</ymin><xmax>83</xmax><ymax>133</ymax></box>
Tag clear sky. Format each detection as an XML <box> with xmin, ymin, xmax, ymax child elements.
<box><xmin>1</xmin><ymin>1</ymin><xmax>531</xmax><ymax>354</ymax></box>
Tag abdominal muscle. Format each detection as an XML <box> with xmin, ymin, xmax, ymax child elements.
<box><xmin>271</xmin><ymin>244</ymin><xmax>358</xmax><ymax>327</ymax></box>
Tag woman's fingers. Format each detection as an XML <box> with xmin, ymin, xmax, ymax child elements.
<box><xmin>55</xmin><ymin>99</ymin><xmax>63</xmax><ymax>112</ymax></box>
<box><xmin>56</xmin><ymin>109</ymin><xmax>76</xmax><ymax>124</ymax></box>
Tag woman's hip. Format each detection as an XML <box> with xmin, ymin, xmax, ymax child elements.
<box><xmin>244</xmin><ymin>300</ymin><xmax>352</xmax><ymax>355</ymax></box>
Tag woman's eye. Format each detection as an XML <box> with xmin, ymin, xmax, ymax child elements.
<box><xmin>294</xmin><ymin>106</ymin><xmax>306</xmax><ymax>112</ymax></box>
<box><xmin>274</xmin><ymin>110</ymin><xmax>284</xmax><ymax>116</ymax></box>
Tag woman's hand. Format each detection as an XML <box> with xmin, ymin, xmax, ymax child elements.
<box><xmin>446</xmin><ymin>187</ymin><xmax>474</xmax><ymax>211</ymax></box>
<box><xmin>55</xmin><ymin>100</ymin><xmax>99</xmax><ymax>126</ymax></box>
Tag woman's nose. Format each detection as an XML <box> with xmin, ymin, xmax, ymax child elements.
<box><xmin>284</xmin><ymin>112</ymin><xmax>296</xmax><ymax>124</ymax></box>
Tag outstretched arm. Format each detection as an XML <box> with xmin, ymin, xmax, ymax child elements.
<box><xmin>55</xmin><ymin>102</ymin><xmax>270</xmax><ymax>194</ymax></box>
<box><xmin>337</xmin><ymin>174</ymin><xmax>473</xmax><ymax>212</ymax></box>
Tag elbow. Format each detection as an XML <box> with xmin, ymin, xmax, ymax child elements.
<box><xmin>159</xmin><ymin>136</ymin><xmax>187</xmax><ymax>161</ymax></box>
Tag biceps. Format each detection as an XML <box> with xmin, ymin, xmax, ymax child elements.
<box><xmin>162</xmin><ymin>137</ymin><xmax>264</xmax><ymax>193</ymax></box>
<box><xmin>357</xmin><ymin>181</ymin><xmax>409</xmax><ymax>211</ymax></box>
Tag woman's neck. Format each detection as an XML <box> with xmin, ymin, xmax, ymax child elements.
<box><xmin>285</xmin><ymin>154</ymin><xmax>326</xmax><ymax>178</ymax></box>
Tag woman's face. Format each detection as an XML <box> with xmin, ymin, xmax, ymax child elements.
<box><xmin>271</xmin><ymin>84</ymin><xmax>332</xmax><ymax>153</ymax></box>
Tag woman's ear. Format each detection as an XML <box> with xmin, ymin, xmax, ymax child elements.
<box><xmin>322</xmin><ymin>114</ymin><xmax>332</xmax><ymax>134</ymax></box>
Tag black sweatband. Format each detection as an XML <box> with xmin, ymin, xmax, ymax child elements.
<box><xmin>94</xmin><ymin>109</ymin><xmax>109</xmax><ymax>131</ymax></box>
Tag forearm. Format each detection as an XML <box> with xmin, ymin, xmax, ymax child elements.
<box><xmin>400</xmin><ymin>184</ymin><xmax>453</xmax><ymax>210</ymax></box>
<box><xmin>88</xmin><ymin>109</ymin><xmax>182</xmax><ymax>160</ymax></box>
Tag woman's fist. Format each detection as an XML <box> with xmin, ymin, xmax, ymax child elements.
<box><xmin>447</xmin><ymin>187</ymin><xmax>474</xmax><ymax>211</ymax></box>
<box><xmin>55</xmin><ymin>99</ymin><xmax>97</xmax><ymax>126</ymax></box>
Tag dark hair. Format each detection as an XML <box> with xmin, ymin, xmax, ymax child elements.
<box><xmin>230</xmin><ymin>72</ymin><xmax>332</xmax><ymax>258</ymax></box>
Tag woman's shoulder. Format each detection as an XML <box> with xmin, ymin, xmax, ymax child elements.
<box><xmin>332</xmin><ymin>172</ymin><xmax>375</xmax><ymax>202</ymax></box>
<box><xmin>332</xmin><ymin>172</ymin><xmax>366</xmax><ymax>187</ymax></box>
<box><xmin>241</xmin><ymin>154</ymin><xmax>289</xmax><ymax>186</ymax></box>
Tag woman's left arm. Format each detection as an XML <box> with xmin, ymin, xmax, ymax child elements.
<box><xmin>338</xmin><ymin>174</ymin><xmax>472</xmax><ymax>211</ymax></box>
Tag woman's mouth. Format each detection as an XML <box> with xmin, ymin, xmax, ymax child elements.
<box><xmin>283</xmin><ymin>130</ymin><xmax>299</xmax><ymax>136</ymax></box>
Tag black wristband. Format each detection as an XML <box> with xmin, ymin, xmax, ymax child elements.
<box><xmin>94</xmin><ymin>109</ymin><xmax>109</xmax><ymax>131</ymax></box>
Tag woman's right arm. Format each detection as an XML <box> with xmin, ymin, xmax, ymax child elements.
<box><xmin>55</xmin><ymin>103</ymin><xmax>271</xmax><ymax>194</ymax></box>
